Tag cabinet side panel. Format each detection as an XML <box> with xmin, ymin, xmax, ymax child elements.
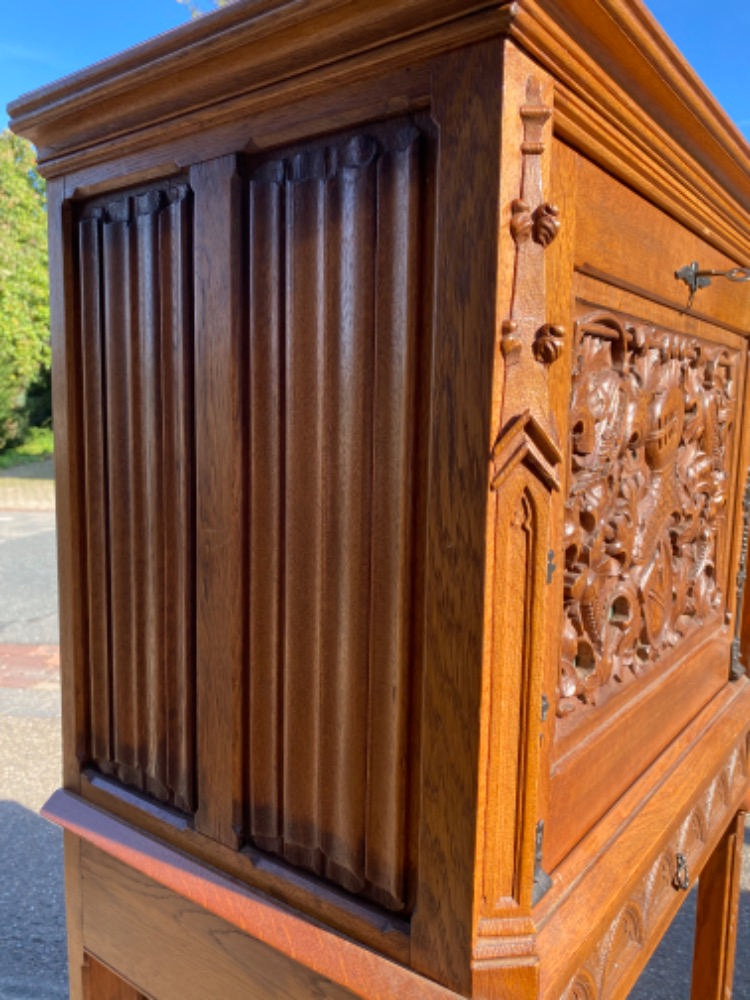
<box><xmin>244</xmin><ymin>122</ymin><xmax>425</xmax><ymax>912</ymax></box>
<box><xmin>75</xmin><ymin>185</ymin><xmax>196</xmax><ymax>812</ymax></box>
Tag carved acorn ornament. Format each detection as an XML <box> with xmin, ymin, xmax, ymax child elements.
<box><xmin>500</xmin><ymin>319</ymin><xmax>522</xmax><ymax>360</ymax></box>
<box><xmin>510</xmin><ymin>198</ymin><xmax>534</xmax><ymax>243</ymax></box>
<box><xmin>533</xmin><ymin>324</ymin><xmax>565</xmax><ymax>364</ymax></box>
<box><xmin>532</xmin><ymin>201</ymin><xmax>561</xmax><ymax>246</ymax></box>
<box><xmin>510</xmin><ymin>198</ymin><xmax>561</xmax><ymax>247</ymax></box>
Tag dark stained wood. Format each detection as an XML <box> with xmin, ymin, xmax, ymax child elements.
<box><xmin>72</xmin><ymin>186</ymin><xmax>196</xmax><ymax>811</ymax></box>
<box><xmin>77</xmin><ymin>212</ymin><xmax>111</xmax><ymax>773</ymax></box>
<box><xmin>243</xmin><ymin>122</ymin><xmax>425</xmax><ymax>909</ymax></box>
<box><xmin>47</xmin><ymin>179</ymin><xmax>88</xmax><ymax>790</ymax></box>
<box><xmin>191</xmin><ymin>155</ymin><xmax>246</xmax><ymax>849</ymax></box>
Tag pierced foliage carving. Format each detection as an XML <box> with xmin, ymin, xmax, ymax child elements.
<box><xmin>559</xmin><ymin>311</ymin><xmax>737</xmax><ymax>715</ymax></box>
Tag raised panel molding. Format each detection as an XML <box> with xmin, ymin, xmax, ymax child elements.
<box><xmin>75</xmin><ymin>182</ymin><xmax>196</xmax><ymax>813</ymax></box>
<box><xmin>242</xmin><ymin>120</ymin><xmax>427</xmax><ymax>912</ymax></box>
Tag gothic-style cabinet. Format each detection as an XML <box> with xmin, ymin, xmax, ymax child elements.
<box><xmin>10</xmin><ymin>1</ymin><xmax>750</xmax><ymax>997</ymax></box>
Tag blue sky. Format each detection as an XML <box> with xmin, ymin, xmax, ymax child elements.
<box><xmin>1</xmin><ymin>0</ymin><xmax>749</xmax><ymax>140</ymax></box>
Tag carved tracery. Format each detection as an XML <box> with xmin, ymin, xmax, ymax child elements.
<box><xmin>558</xmin><ymin>310</ymin><xmax>737</xmax><ymax>715</ymax></box>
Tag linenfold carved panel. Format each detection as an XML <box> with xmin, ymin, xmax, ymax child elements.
<box><xmin>242</xmin><ymin>121</ymin><xmax>426</xmax><ymax>913</ymax></box>
<box><xmin>559</xmin><ymin>309</ymin><xmax>738</xmax><ymax>716</ymax></box>
<box><xmin>75</xmin><ymin>182</ymin><xmax>195</xmax><ymax>812</ymax></box>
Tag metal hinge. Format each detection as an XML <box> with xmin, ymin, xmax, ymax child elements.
<box><xmin>532</xmin><ymin>820</ymin><xmax>553</xmax><ymax>904</ymax></box>
<box><xmin>541</xmin><ymin>693</ymin><xmax>550</xmax><ymax>722</ymax></box>
<box><xmin>546</xmin><ymin>549</ymin><xmax>556</xmax><ymax>585</ymax></box>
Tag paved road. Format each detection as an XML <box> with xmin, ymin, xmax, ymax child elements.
<box><xmin>1</xmin><ymin>500</ymin><xmax>750</xmax><ymax>997</ymax></box>
<box><xmin>0</xmin><ymin>506</ymin><xmax>67</xmax><ymax>1000</ymax></box>
<box><xmin>0</xmin><ymin>510</ymin><xmax>59</xmax><ymax>644</ymax></box>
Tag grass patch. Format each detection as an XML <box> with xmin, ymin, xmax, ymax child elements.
<box><xmin>0</xmin><ymin>426</ymin><xmax>54</xmax><ymax>469</ymax></box>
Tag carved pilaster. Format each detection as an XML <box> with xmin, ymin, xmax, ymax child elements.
<box><xmin>494</xmin><ymin>73</ymin><xmax>562</xmax><ymax>468</ymax></box>
<box><xmin>480</xmin><ymin>75</ymin><xmax>562</xmax><ymax>929</ymax></box>
<box><xmin>500</xmin><ymin>77</ymin><xmax>562</xmax><ymax>392</ymax></box>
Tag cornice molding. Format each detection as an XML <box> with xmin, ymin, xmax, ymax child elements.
<box><xmin>8</xmin><ymin>0</ymin><xmax>749</xmax><ymax>260</ymax></box>
<box><xmin>7</xmin><ymin>0</ymin><xmax>513</xmax><ymax>167</ymax></box>
<box><xmin>509</xmin><ymin>1</ymin><xmax>750</xmax><ymax>261</ymax></box>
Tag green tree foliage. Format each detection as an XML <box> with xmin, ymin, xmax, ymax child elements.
<box><xmin>0</xmin><ymin>130</ymin><xmax>50</xmax><ymax>449</ymax></box>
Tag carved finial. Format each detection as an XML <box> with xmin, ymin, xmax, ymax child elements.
<box><xmin>520</xmin><ymin>76</ymin><xmax>551</xmax><ymax>155</ymax></box>
<box><xmin>533</xmin><ymin>324</ymin><xmax>565</xmax><ymax>365</ymax></box>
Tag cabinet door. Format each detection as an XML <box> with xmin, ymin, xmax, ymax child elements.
<box><xmin>545</xmin><ymin>186</ymin><xmax>750</xmax><ymax>867</ymax></box>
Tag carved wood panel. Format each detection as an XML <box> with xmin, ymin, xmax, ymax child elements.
<box><xmin>75</xmin><ymin>182</ymin><xmax>195</xmax><ymax>813</ymax></box>
<box><xmin>242</xmin><ymin>121</ymin><xmax>427</xmax><ymax>913</ymax></box>
<box><xmin>559</xmin><ymin>309</ymin><xmax>738</xmax><ymax>718</ymax></box>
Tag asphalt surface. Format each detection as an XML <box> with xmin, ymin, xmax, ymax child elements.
<box><xmin>1</xmin><ymin>466</ymin><xmax>749</xmax><ymax>998</ymax></box>
<box><xmin>0</xmin><ymin>484</ymin><xmax>67</xmax><ymax>999</ymax></box>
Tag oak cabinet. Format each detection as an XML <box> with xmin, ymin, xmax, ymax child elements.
<box><xmin>9</xmin><ymin>1</ymin><xmax>750</xmax><ymax>997</ymax></box>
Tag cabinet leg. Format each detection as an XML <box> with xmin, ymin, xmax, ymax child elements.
<box><xmin>690</xmin><ymin>810</ymin><xmax>745</xmax><ymax>1000</ymax></box>
<box><xmin>63</xmin><ymin>831</ymin><xmax>86</xmax><ymax>1000</ymax></box>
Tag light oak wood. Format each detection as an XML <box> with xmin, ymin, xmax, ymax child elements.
<box><xmin>83</xmin><ymin>956</ymin><xmax>146</xmax><ymax>1000</ymax></box>
<box><xmin>690</xmin><ymin>811</ymin><xmax>746</xmax><ymax>1000</ymax></box>
<box><xmin>12</xmin><ymin>1</ymin><xmax>750</xmax><ymax>997</ymax></box>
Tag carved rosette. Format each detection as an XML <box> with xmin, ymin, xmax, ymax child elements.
<box><xmin>558</xmin><ymin>310</ymin><xmax>737</xmax><ymax>716</ymax></box>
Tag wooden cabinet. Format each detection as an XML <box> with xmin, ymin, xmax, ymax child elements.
<box><xmin>9</xmin><ymin>1</ymin><xmax>750</xmax><ymax>997</ymax></box>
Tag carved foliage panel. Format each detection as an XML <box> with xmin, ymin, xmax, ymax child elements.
<box><xmin>243</xmin><ymin>121</ymin><xmax>426</xmax><ymax>913</ymax></box>
<box><xmin>559</xmin><ymin>309</ymin><xmax>738</xmax><ymax>717</ymax></box>
<box><xmin>75</xmin><ymin>182</ymin><xmax>196</xmax><ymax>812</ymax></box>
